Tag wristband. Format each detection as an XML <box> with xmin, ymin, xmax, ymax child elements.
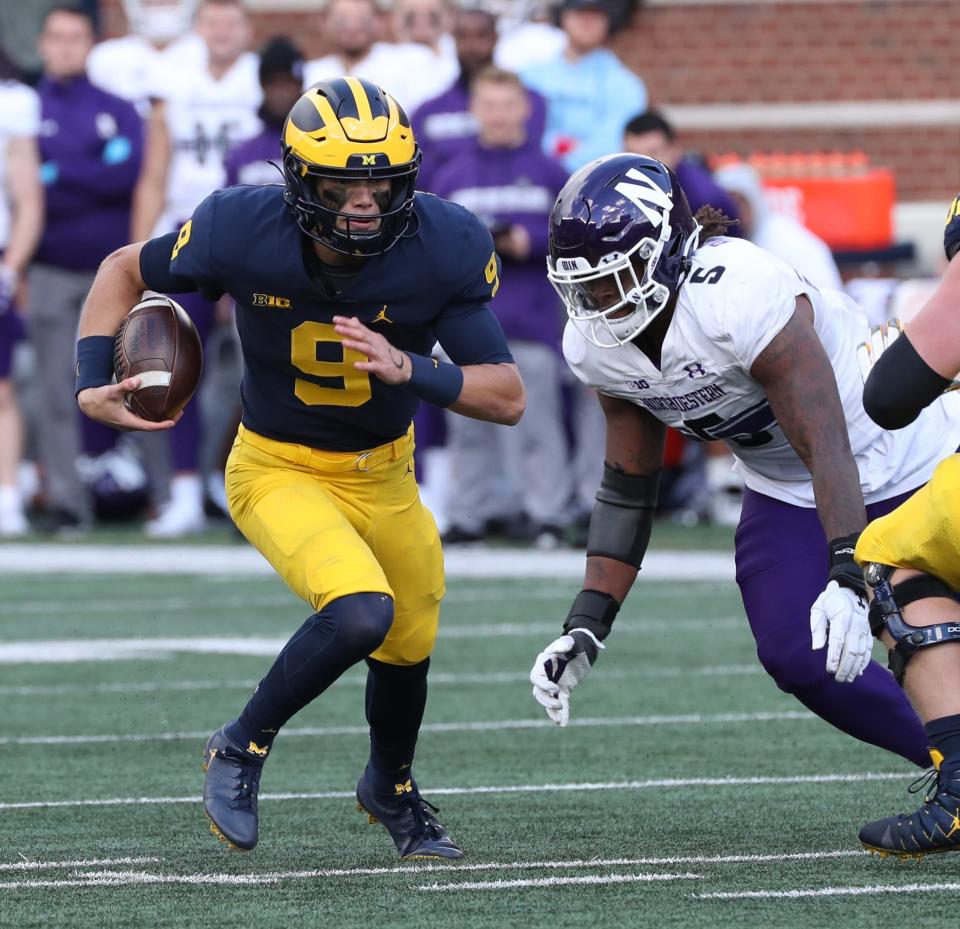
<box><xmin>562</xmin><ymin>588</ymin><xmax>620</xmax><ymax>642</ymax></box>
<box><xmin>828</xmin><ymin>532</ymin><xmax>866</xmax><ymax>596</ymax></box>
<box><xmin>75</xmin><ymin>335</ymin><xmax>116</xmax><ymax>396</ymax></box>
<box><xmin>406</xmin><ymin>352</ymin><xmax>464</xmax><ymax>407</ymax></box>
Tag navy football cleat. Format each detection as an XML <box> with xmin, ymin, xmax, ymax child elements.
<box><xmin>201</xmin><ymin>726</ymin><xmax>266</xmax><ymax>852</ymax></box>
<box><xmin>860</xmin><ymin>751</ymin><xmax>960</xmax><ymax>859</ymax></box>
<box><xmin>356</xmin><ymin>766</ymin><xmax>463</xmax><ymax>860</ymax></box>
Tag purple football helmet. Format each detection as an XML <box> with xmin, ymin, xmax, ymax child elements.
<box><xmin>548</xmin><ymin>153</ymin><xmax>700</xmax><ymax>347</ymax></box>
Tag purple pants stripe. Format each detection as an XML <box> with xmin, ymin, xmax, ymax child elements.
<box><xmin>735</xmin><ymin>486</ymin><xmax>929</xmax><ymax>768</ymax></box>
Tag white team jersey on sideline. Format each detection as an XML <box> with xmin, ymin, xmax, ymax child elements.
<box><xmin>0</xmin><ymin>81</ymin><xmax>40</xmax><ymax>250</ymax></box>
<box><xmin>87</xmin><ymin>33</ymin><xmax>206</xmax><ymax>116</ymax></box>
<box><xmin>151</xmin><ymin>52</ymin><xmax>261</xmax><ymax>236</ymax></box>
<box><xmin>304</xmin><ymin>43</ymin><xmax>456</xmax><ymax>116</ymax></box>
<box><xmin>563</xmin><ymin>236</ymin><xmax>960</xmax><ymax>508</ymax></box>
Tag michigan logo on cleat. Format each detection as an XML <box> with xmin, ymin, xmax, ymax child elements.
<box><xmin>394</xmin><ymin>778</ymin><xmax>414</xmax><ymax>795</ymax></box>
<box><xmin>247</xmin><ymin>742</ymin><xmax>269</xmax><ymax>757</ymax></box>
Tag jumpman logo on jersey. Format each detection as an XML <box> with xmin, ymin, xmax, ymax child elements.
<box><xmin>373</xmin><ymin>305</ymin><xmax>393</xmax><ymax>324</ymax></box>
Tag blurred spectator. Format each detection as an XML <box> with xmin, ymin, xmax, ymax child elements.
<box><xmin>224</xmin><ymin>37</ymin><xmax>304</xmax><ymax>187</ymax></box>
<box><xmin>714</xmin><ymin>161</ymin><xmax>843</xmax><ymax>291</ymax></box>
<box><xmin>87</xmin><ymin>0</ymin><xmax>205</xmax><ymax>115</ymax></box>
<box><xmin>412</xmin><ymin>6</ymin><xmax>546</xmax><ymax>191</ymax></box>
<box><xmin>0</xmin><ymin>69</ymin><xmax>43</xmax><ymax>537</ymax></box>
<box><xmin>29</xmin><ymin>4</ymin><xmax>142</xmax><ymax>535</ymax></box>
<box><xmin>521</xmin><ymin>0</ymin><xmax>645</xmax><ymax>171</ymax></box>
<box><xmin>392</xmin><ymin>0</ymin><xmax>457</xmax><ymax>87</ymax></box>
<box><xmin>623</xmin><ymin>109</ymin><xmax>741</xmax><ymax>221</ymax></box>
<box><xmin>133</xmin><ymin>0</ymin><xmax>260</xmax><ymax>536</ymax></box>
<box><xmin>493</xmin><ymin>0</ymin><xmax>567</xmax><ymax>72</ymax></box>
<box><xmin>432</xmin><ymin>67</ymin><xmax>572</xmax><ymax>546</ymax></box>
<box><xmin>303</xmin><ymin>0</ymin><xmax>444</xmax><ymax>114</ymax></box>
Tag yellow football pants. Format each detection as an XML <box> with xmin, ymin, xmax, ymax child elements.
<box><xmin>225</xmin><ymin>424</ymin><xmax>445</xmax><ymax>666</ymax></box>
<box><xmin>856</xmin><ymin>453</ymin><xmax>960</xmax><ymax>591</ymax></box>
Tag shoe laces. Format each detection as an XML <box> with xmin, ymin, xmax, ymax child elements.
<box><xmin>908</xmin><ymin>766</ymin><xmax>940</xmax><ymax>803</ymax></box>
<box><xmin>399</xmin><ymin>790</ymin><xmax>445</xmax><ymax>841</ymax></box>
<box><xmin>220</xmin><ymin>747</ymin><xmax>263</xmax><ymax>812</ymax></box>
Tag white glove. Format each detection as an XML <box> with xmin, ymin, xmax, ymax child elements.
<box><xmin>530</xmin><ymin>628</ymin><xmax>604</xmax><ymax>727</ymax></box>
<box><xmin>810</xmin><ymin>579</ymin><xmax>871</xmax><ymax>683</ymax></box>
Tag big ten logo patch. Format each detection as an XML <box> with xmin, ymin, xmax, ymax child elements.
<box><xmin>252</xmin><ymin>294</ymin><xmax>292</xmax><ymax>309</ymax></box>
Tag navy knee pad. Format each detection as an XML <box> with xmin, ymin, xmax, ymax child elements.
<box><xmin>321</xmin><ymin>592</ymin><xmax>395</xmax><ymax>657</ymax></box>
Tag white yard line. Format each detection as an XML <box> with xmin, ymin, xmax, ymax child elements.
<box><xmin>0</xmin><ymin>584</ymin><xmax>731</xmax><ymax>615</ymax></box>
<box><xmin>0</xmin><ymin>546</ymin><xmax>734</xmax><ymax>580</ymax></box>
<box><xmin>417</xmin><ymin>872</ymin><xmax>702</xmax><ymax>891</ymax></box>
<box><xmin>1</xmin><ymin>710</ymin><xmax>813</xmax><ymax>746</ymax></box>
<box><xmin>0</xmin><ymin>772</ymin><xmax>912</xmax><ymax>812</ymax></box>
<box><xmin>698</xmin><ymin>882</ymin><xmax>960</xmax><ymax>900</ymax></box>
<box><xmin>0</xmin><ymin>621</ymin><xmax>745</xmax><ymax>664</ymax></box>
<box><xmin>0</xmin><ymin>849</ymin><xmax>871</xmax><ymax>892</ymax></box>
<box><xmin>0</xmin><ymin>856</ymin><xmax>159</xmax><ymax>872</ymax></box>
<box><xmin>0</xmin><ymin>665</ymin><xmax>762</xmax><ymax>697</ymax></box>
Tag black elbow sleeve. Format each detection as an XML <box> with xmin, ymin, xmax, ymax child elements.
<box><xmin>585</xmin><ymin>465</ymin><xmax>660</xmax><ymax>568</ymax></box>
<box><xmin>863</xmin><ymin>332</ymin><xmax>952</xmax><ymax>430</ymax></box>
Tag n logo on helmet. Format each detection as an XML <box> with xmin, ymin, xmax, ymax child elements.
<box><xmin>614</xmin><ymin>168</ymin><xmax>673</xmax><ymax>228</ymax></box>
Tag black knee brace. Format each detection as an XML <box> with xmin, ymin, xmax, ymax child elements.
<box><xmin>864</xmin><ymin>562</ymin><xmax>960</xmax><ymax>684</ymax></box>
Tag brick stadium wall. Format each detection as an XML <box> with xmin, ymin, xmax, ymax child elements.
<box><xmin>98</xmin><ymin>0</ymin><xmax>960</xmax><ymax>201</ymax></box>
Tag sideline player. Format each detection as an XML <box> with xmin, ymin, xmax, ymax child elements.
<box><xmin>528</xmin><ymin>154</ymin><xmax>960</xmax><ymax>772</ymax></box>
<box><xmin>76</xmin><ymin>78</ymin><xmax>524</xmax><ymax>859</ymax></box>
<box><xmin>853</xmin><ymin>197</ymin><xmax>960</xmax><ymax>857</ymax></box>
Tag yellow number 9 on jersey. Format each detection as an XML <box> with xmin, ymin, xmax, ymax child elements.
<box><xmin>485</xmin><ymin>251</ymin><xmax>500</xmax><ymax>298</ymax></box>
<box><xmin>291</xmin><ymin>321</ymin><xmax>373</xmax><ymax>407</ymax></box>
<box><xmin>171</xmin><ymin>220</ymin><xmax>192</xmax><ymax>260</ymax></box>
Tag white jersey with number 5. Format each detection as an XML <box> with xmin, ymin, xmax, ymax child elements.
<box><xmin>563</xmin><ymin>236</ymin><xmax>960</xmax><ymax>507</ymax></box>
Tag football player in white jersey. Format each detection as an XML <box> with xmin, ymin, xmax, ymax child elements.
<box><xmin>87</xmin><ymin>0</ymin><xmax>205</xmax><ymax>116</ymax></box>
<box><xmin>0</xmin><ymin>74</ymin><xmax>43</xmax><ymax>536</ymax></box>
<box><xmin>132</xmin><ymin>0</ymin><xmax>260</xmax><ymax>537</ymax></box>
<box><xmin>529</xmin><ymin>153</ymin><xmax>960</xmax><ymax>771</ymax></box>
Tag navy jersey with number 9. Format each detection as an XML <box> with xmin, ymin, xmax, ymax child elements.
<box><xmin>140</xmin><ymin>183</ymin><xmax>511</xmax><ymax>451</ymax></box>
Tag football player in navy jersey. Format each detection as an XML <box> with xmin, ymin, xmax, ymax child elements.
<box><xmin>75</xmin><ymin>77</ymin><xmax>524</xmax><ymax>860</ymax></box>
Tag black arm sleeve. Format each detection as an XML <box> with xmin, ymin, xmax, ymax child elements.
<box><xmin>863</xmin><ymin>331</ymin><xmax>952</xmax><ymax>430</ymax></box>
<box><xmin>139</xmin><ymin>233</ymin><xmax>201</xmax><ymax>295</ymax></box>
<box><xmin>585</xmin><ymin>465</ymin><xmax>661</xmax><ymax>568</ymax></box>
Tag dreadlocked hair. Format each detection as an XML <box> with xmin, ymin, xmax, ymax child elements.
<box><xmin>694</xmin><ymin>206</ymin><xmax>738</xmax><ymax>243</ymax></box>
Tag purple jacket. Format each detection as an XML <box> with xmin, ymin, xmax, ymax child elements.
<box><xmin>431</xmin><ymin>140</ymin><xmax>568</xmax><ymax>348</ymax></box>
<box><xmin>224</xmin><ymin>122</ymin><xmax>284</xmax><ymax>188</ymax></box>
<box><xmin>675</xmin><ymin>157</ymin><xmax>742</xmax><ymax>230</ymax></box>
<box><xmin>36</xmin><ymin>75</ymin><xmax>143</xmax><ymax>271</ymax></box>
<box><xmin>412</xmin><ymin>75</ymin><xmax>547</xmax><ymax>194</ymax></box>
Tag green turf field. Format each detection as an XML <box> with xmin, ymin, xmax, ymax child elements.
<box><xmin>0</xmin><ymin>556</ymin><xmax>955</xmax><ymax>928</ymax></box>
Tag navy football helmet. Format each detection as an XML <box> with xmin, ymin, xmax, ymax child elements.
<box><xmin>548</xmin><ymin>153</ymin><xmax>700</xmax><ymax>347</ymax></box>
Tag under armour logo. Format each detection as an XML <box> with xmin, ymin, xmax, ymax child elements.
<box><xmin>685</xmin><ymin>362</ymin><xmax>707</xmax><ymax>379</ymax></box>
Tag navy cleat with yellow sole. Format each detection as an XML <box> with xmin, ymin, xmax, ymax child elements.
<box><xmin>356</xmin><ymin>766</ymin><xmax>463</xmax><ymax>860</ymax></box>
<box><xmin>860</xmin><ymin>750</ymin><xmax>960</xmax><ymax>860</ymax></box>
<box><xmin>201</xmin><ymin>725</ymin><xmax>267</xmax><ymax>852</ymax></box>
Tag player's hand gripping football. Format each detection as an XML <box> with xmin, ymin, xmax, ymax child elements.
<box><xmin>529</xmin><ymin>628</ymin><xmax>604</xmax><ymax>727</ymax></box>
<box><xmin>333</xmin><ymin>315</ymin><xmax>412</xmax><ymax>386</ymax></box>
<box><xmin>77</xmin><ymin>379</ymin><xmax>179</xmax><ymax>432</ymax></box>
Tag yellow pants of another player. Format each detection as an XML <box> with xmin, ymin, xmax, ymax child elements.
<box><xmin>225</xmin><ymin>424</ymin><xmax>445</xmax><ymax>666</ymax></box>
<box><xmin>856</xmin><ymin>453</ymin><xmax>960</xmax><ymax>590</ymax></box>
